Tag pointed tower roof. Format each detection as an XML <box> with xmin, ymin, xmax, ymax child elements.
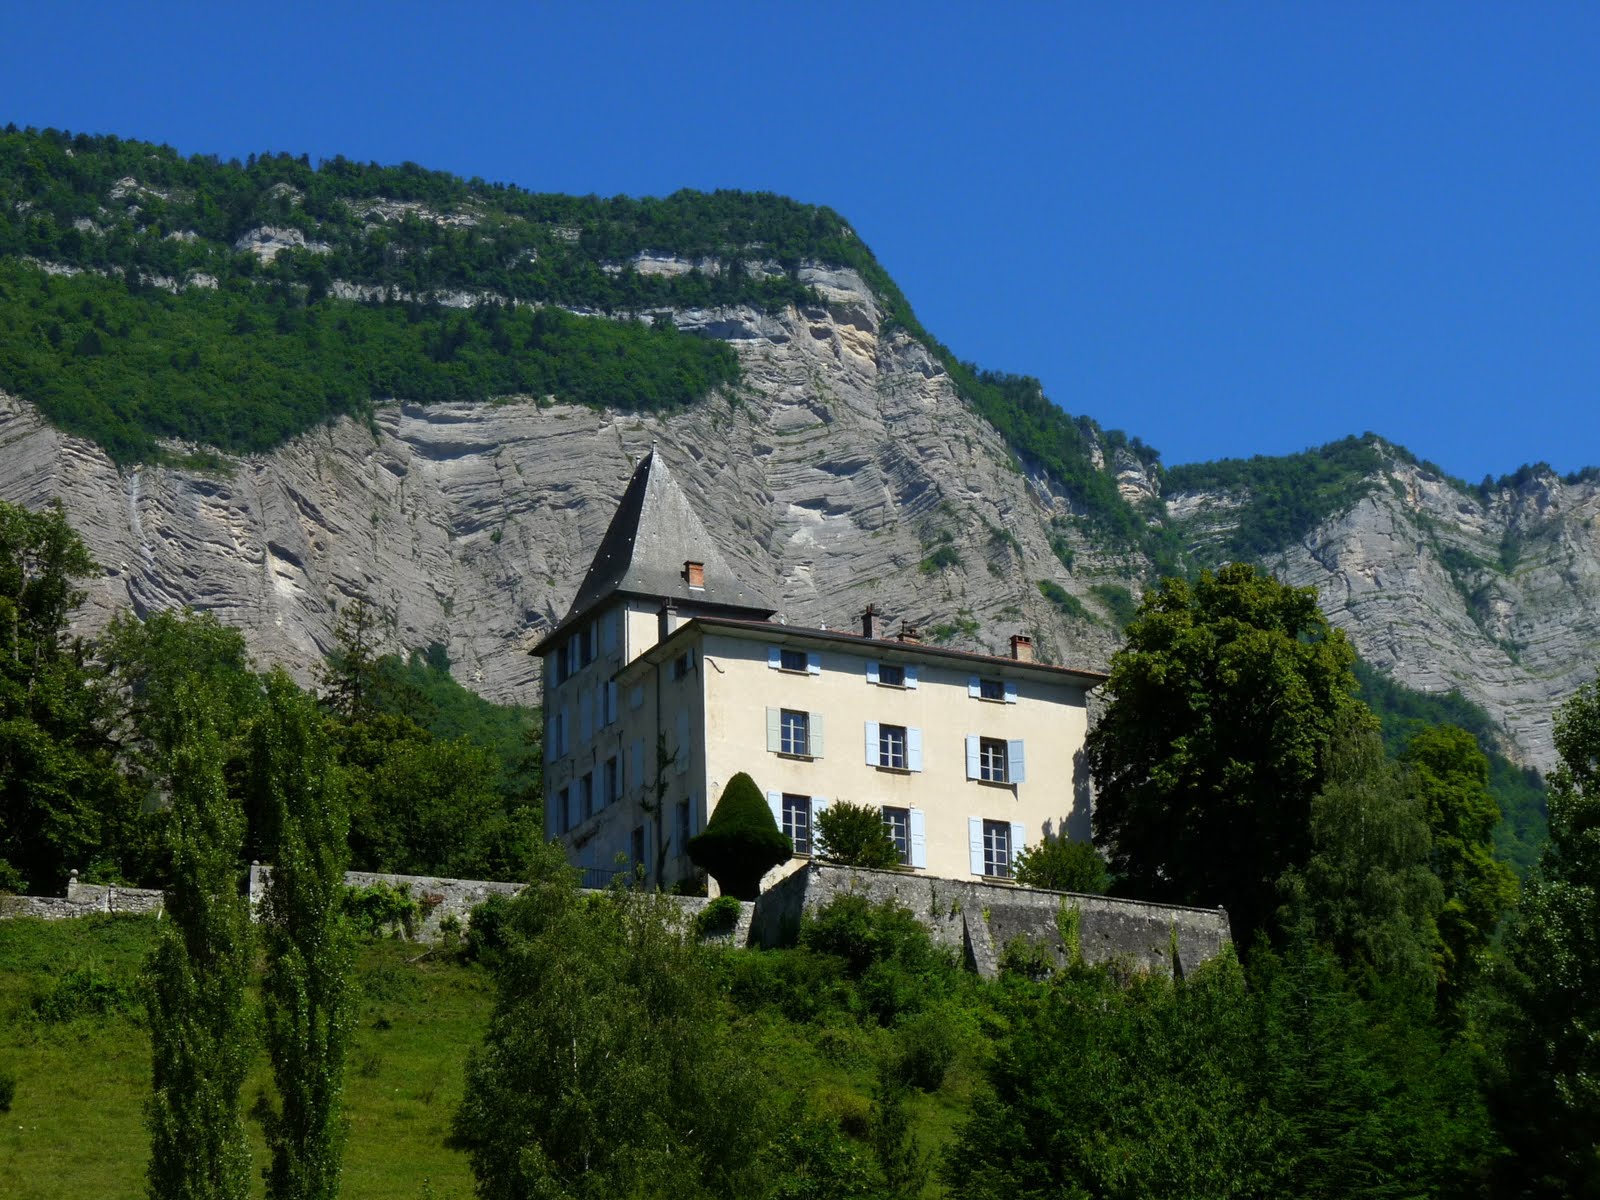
<box><xmin>537</xmin><ymin>450</ymin><xmax>774</xmax><ymax>649</ymax></box>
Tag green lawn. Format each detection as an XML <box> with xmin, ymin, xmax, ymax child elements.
<box><xmin>0</xmin><ymin>917</ymin><xmax>490</xmax><ymax>1200</ymax></box>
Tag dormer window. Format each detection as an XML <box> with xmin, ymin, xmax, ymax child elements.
<box><xmin>684</xmin><ymin>560</ymin><xmax>705</xmax><ymax>590</ymax></box>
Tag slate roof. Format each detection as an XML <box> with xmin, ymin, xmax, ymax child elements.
<box><xmin>538</xmin><ymin>450</ymin><xmax>774</xmax><ymax>649</ymax></box>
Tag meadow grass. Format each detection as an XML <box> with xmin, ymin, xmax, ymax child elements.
<box><xmin>0</xmin><ymin>917</ymin><xmax>489</xmax><ymax>1200</ymax></box>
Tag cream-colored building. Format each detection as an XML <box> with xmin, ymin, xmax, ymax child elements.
<box><xmin>535</xmin><ymin>451</ymin><xmax>1105</xmax><ymax>891</ymax></box>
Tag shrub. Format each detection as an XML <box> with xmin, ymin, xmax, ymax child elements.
<box><xmin>895</xmin><ymin>1008</ymin><xmax>960</xmax><ymax>1091</ymax></box>
<box><xmin>1013</xmin><ymin>835</ymin><xmax>1109</xmax><ymax>894</ymax></box>
<box><xmin>814</xmin><ymin>801</ymin><xmax>902</xmax><ymax>869</ymax></box>
<box><xmin>800</xmin><ymin>895</ymin><xmax>941</xmax><ymax>978</ymax></box>
<box><xmin>33</xmin><ymin>962</ymin><xmax>136</xmax><ymax>1022</ymax></box>
<box><xmin>691</xmin><ymin>894</ymin><xmax>743</xmax><ymax>939</ymax></box>
<box><xmin>716</xmin><ymin>947</ymin><xmax>850</xmax><ymax>1023</ymax></box>
<box><xmin>687</xmin><ymin>772</ymin><xmax>792</xmax><ymax>900</ymax></box>
<box><xmin>463</xmin><ymin>892</ymin><xmax>518</xmax><ymax>965</ymax></box>
<box><xmin>342</xmin><ymin>881</ymin><xmax>420</xmax><ymax>937</ymax></box>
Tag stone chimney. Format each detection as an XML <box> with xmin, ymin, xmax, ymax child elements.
<box><xmin>896</xmin><ymin>622</ymin><xmax>921</xmax><ymax>645</ymax></box>
<box><xmin>860</xmin><ymin>604</ymin><xmax>881</xmax><ymax>639</ymax></box>
<box><xmin>683</xmin><ymin>560</ymin><xmax>705</xmax><ymax>590</ymax></box>
<box><xmin>659</xmin><ymin>600</ymin><xmax>680</xmax><ymax>641</ymax></box>
<box><xmin>1009</xmin><ymin>633</ymin><xmax>1034</xmax><ymax>663</ymax></box>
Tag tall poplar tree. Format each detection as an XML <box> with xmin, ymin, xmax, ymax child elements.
<box><xmin>254</xmin><ymin>670</ymin><xmax>356</xmax><ymax>1200</ymax></box>
<box><xmin>144</xmin><ymin>682</ymin><xmax>253</xmax><ymax>1200</ymax></box>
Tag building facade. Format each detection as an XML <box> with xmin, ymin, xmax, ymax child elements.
<box><xmin>536</xmin><ymin>450</ymin><xmax>1104</xmax><ymax>892</ymax></box>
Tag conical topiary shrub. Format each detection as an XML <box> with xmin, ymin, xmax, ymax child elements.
<box><xmin>687</xmin><ymin>772</ymin><xmax>792</xmax><ymax>900</ymax></box>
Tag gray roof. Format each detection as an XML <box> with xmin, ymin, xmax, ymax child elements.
<box><xmin>544</xmin><ymin>450</ymin><xmax>774</xmax><ymax>644</ymax></box>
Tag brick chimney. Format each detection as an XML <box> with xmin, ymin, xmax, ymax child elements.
<box><xmin>860</xmin><ymin>604</ymin><xmax>881</xmax><ymax>639</ymax></box>
<box><xmin>896</xmin><ymin>622</ymin><xmax>921</xmax><ymax>645</ymax></box>
<box><xmin>1009</xmin><ymin>633</ymin><xmax>1034</xmax><ymax>663</ymax></box>
<box><xmin>683</xmin><ymin>560</ymin><xmax>705</xmax><ymax>590</ymax></box>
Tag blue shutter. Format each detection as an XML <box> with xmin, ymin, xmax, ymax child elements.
<box><xmin>866</xmin><ymin>661</ymin><xmax>880</xmax><ymax>684</ymax></box>
<box><xmin>768</xmin><ymin>646</ymin><xmax>782</xmax><ymax>670</ymax></box>
<box><xmin>1004</xmin><ymin>681</ymin><xmax>1019</xmax><ymax>704</ymax></box>
<box><xmin>632</xmin><ymin>738</ymin><xmax>644</xmax><ymax>787</ymax></box>
<box><xmin>767</xmin><ymin>707</ymin><xmax>781</xmax><ymax>753</ymax></box>
<box><xmin>601</xmin><ymin>610</ymin><xmax>617</xmax><ymax>654</ymax></box>
<box><xmin>1011</xmin><ymin>822</ymin><xmax>1027</xmax><ymax>861</ymax></box>
<box><xmin>968</xmin><ymin>675</ymin><xmax>981</xmax><ymax>698</ymax></box>
<box><xmin>907</xmin><ymin>727</ymin><xmax>923</xmax><ymax>772</ymax></box>
<box><xmin>810</xmin><ymin>712</ymin><xmax>825</xmax><ymax>758</ymax></box>
<box><xmin>968</xmin><ymin>817</ymin><xmax>985</xmax><ymax>875</ymax></box>
<box><xmin>865</xmin><ymin>720</ymin><xmax>880</xmax><ymax>766</ymax></box>
<box><xmin>905</xmin><ymin>665</ymin><xmax>919</xmax><ymax>690</ymax></box>
<box><xmin>606</xmin><ymin>681</ymin><xmax>619</xmax><ymax>725</ymax></box>
<box><xmin>965</xmin><ymin>734</ymin><xmax>981</xmax><ymax>780</ymax></box>
<box><xmin>909</xmin><ymin>808</ymin><xmax>927</xmax><ymax>869</ymax></box>
<box><xmin>767</xmin><ymin>790</ymin><xmax>784</xmax><ymax>831</ymax></box>
<box><xmin>578</xmin><ymin>688</ymin><xmax>592</xmax><ymax>742</ymax></box>
<box><xmin>676</xmin><ymin>710</ymin><xmax>690</xmax><ymax>773</ymax></box>
<box><xmin>559</xmin><ymin>707</ymin><xmax>569</xmax><ymax>756</ymax></box>
<box><xmin>1008</xmin><ymin>739</ymin><xmax>1026</xmax><ymax>784</ymax></box>
<box><xmin>806</xmin><ymin>651</ymin><xmax>821</xmax><ymax>675</ymax></box>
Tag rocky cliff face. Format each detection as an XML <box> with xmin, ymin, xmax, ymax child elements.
<box><xmin>3</xmin><ymin>260</ymin><xmax>1595</xmax><ymax>774</ymax></box>
<box><xmin>1170</xmin><ymin>458</ymin><xmax>1600</xmax><ymax>772</ymax></box>
<box><xmin>0</xmin><ymin>265</ymin><xmax>1130</xmax><ymax>707</ymax></box>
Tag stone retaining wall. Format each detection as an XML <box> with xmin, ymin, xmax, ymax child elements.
<box><xmin>0</xmin><ymin>870</ymin><xmax>164</xmax><ymax>921</ymax></box>
<box><xmin>750</xmin><ymin>863</ymin><xmax>1232</xmax><ymax>979</ymax></box>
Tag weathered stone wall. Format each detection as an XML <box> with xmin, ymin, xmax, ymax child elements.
<box><xmin>247</xmin><ymin>865</ymin><xmax>524</xmax><ymax>940</ymax></box>
<box><xmin>4</xmin><ymin>862</ymin><xmax>1226</xmax><ymax>980</ymax></box>
<box><xmin>0</xmin><ymin>870</ymin><xmax>164</xmax><ymax>921</ymax></box>
<box><xmin>750</xmin><ymin>863</ymin><xmax>1232</xmax><ymax>979</ymax></box>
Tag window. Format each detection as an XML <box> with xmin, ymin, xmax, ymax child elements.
<box><xmin>552</xmin><ymin>642</ymin><xmax>571</xmax><ymax>685</ymax></box>
<box><xmin>780</xmin><ymin>647</ymin><xmax>807</xmax><ymax>673</ymax></box>
<box><xmin>555</xmin><ymin>786</ymin><xmax>570</xmax><ymax>834</ymax></box>
<box><xmin>782</xmin><ymin>794</ymin><xmax>813</xmax><ymax>856</ymax></box>
<box><xmin>579</xmin><ymin>624</ymin><xmax>597</xmax><ymax>667</ymax></box>
<box><xmin>677</xmin><ymin>799</ymin><xmax>692</xmax><ymax>852</ymax></box>
<box><xmin>579</xmin><ymin>772</ymin><xmax>594</xmax><ymax>822</ymax></box>
<box><xmin>878</xmin><ymin>663</ymin><xmax>905</xmax><ymax>687</ymax></box>
<box><xmin>781</xmin><ymin>709</ymin><xmax>810</xmax><ymax>756</ymax></box>
<box><xmin>983</xmin><ymin>819</ymin><xmax>1012</xmax><ymax>878</ymax></box>
<box><xmin>672</xmin><ymin>652</ymin><xmax>692</xmax><ymax>680</ymax></box>
<box><xmin>979</xmin><ymin>677</ymin><xmax>1004</xmax><ymax>701</ymax></box>
<box><xmin>603</xmin><ymin>756</ymin><xmax>620</xmax><ymax>807</ymax></box>
<box><xmin>979</xmin><ymin>737</ymin><xmax>1008</xmax><ymax>783</ymax></box>
<box><xmin>878</xmin><ymin>723</ymin><xmax>908</xmax><ymax>769</ymax></box>
<box><xmin>882</xmin><ymin>806</ymin><xmax>910</xmax><ymax>866</ymax></box>
<box><xmin>631</xmin><ymin>825</ymin><xmax>646</xmax><ymax>869</ymax></box>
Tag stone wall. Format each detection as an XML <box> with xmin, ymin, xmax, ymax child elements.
<box><xmin>0</xmin><ymin>870</ymin><xmax>164</xmax><ymax>921</ymax></box>
<box><xmin>3</xmin><ymin>862</ymin><xmax>1226</xmax><ymax>981</ymax></box>
<box><xmin>247</xmin><ymin>865</ymin><xmax>524</xmax><ymax>940</ymax></box>
<box><xmin>749</xmin><ymin>863</ymin><xmax>1232</xmax><ymax>979</ymax></box>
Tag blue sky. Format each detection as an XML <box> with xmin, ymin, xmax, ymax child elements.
<box><xmin>5</xmin><ymin>3</ymin><xmax>1598</xmax><ymax>480</ymax></box>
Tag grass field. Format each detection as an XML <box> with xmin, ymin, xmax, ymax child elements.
<box><xmin>0</xmin><ymin>916</ymin><xmax>489</xmax><ymax>1200</ymax></box>
<box><xmin>0</xmin><ymin>915</ymin><xmax>979</xmax><ymax>1199</ymax></box>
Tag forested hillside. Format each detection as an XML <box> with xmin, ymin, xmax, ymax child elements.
<box><xmin>0</xmin><ymin>125</ymin><xmax>1156</xmax><ymax>548</ymax></box>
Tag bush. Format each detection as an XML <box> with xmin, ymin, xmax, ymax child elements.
<box><xmin>463</xmin><ymin>892</ymin><xmax>519</xmax><ymax>965</ymax></box>
<box><xmin>690</xmin><ymin>894</ymin><xmax>742</xmax><ymax>939</ymax></box>
<box><xmin>342</xmin><ymin>881</ymin><xmax>419</xmax><ymax>937</ymax></box>
<box><xmin>717</xmin><ymin>948</ymin><xmax>850</xmax><ymax>1023</ymax></box>
<box><xmin>895</xmin><ymin>1004</ymin><xmax>964</xmax><ymax>1091</ymax></box>
<box><xmin>1012</xmin><ymin>835</ymin><xmax>1109</xmax><ymax>894</ymax></box>
<box><xmin>686</xmin><ymin>772</ymin><xmax>792</xmax><ymax>900</ymax></box>
<box><xmin>814</xmin><ymin>801</ymin><xmax>902</xmax><ymax>869</ymax></box>
<box><xmin>33</xmin><ymin>962</ymin><xmax>137</xmax><ymax>1022</ymax></box>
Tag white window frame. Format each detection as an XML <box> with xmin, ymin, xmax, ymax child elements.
<box><xmin>781</xmin><ymin>708</ymin><xmax>810</xmax><ymax>756</ymax></box>
<box><xmin>882</xmin><ymin>805</ymin><xmax>910</xmax><ymax>866</ymax></box>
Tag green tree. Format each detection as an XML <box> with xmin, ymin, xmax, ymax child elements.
<box><xmin>814</xmin><ymin>800</ymin><xmax>901</xmax><ymax>869</ymax></box>
<box><xmin>143</xmin><ymin>683</ymin><xmax>254</xmax><ymax>1200</ymax></box>
<box><xmin>1498</xmin><ymin>681</ymin><xmax>1600</xmax><ymax>1196</ymax></box>
<box><xmin>1012</xmin><ymin>835</ymin><xmax>1109</xmax><ymax>894</ymax></box>
<box><xmin>1085</xmin><ymin>563</ymin><xmax>1361</xmax><ymax>948</ymax></box>
<box><xmin>254</xmin><ymin>671</ymin><xmax>355</xmax><ymax>1200</ymax></box>
<box><xmin>1401</xmin><ymin>725</ymin><xmax>1518</xmax><ymax>1014</ymax></box>
<box><xmin>455</xmin><ymin>866</ymin><xmax>775</xmax><ymax>1199</ymax></box>
<box><xmin>1278</xmin><ymin>710</ymin><xmax>1442</xmax><ymax>992</ymax></box>
<box><xmin>0</xmin><ymin>499</ymin><xmax>131</xmax><ymax>891</ymax></box>
<box><xmin>687</xmin><ymin>772</ymin><xmax>791</xmax><ymax>900</ymax></box>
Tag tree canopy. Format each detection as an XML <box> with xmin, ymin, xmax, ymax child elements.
<box><xmin>1086</xmin><ymin>562</ymin><xmax>1362</xmax><ymax>947</ymax></box>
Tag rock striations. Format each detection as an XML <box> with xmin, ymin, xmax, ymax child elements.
<box><xmin>2</xmin><ymin>260</ymin><xmax>1597</xmax><ymax>774</ymax></box>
